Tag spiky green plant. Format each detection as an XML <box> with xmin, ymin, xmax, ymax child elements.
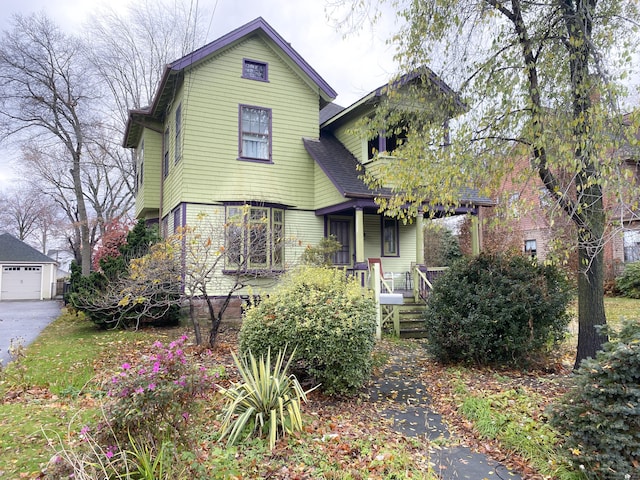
<box><xmin>218</xmin><ymin>347</ymin><xmax>315</xmax><ymax>450</ymax></box>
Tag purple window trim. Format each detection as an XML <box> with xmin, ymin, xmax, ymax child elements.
<box><xmin>163</xmin><ymin>127</ymin><xmax>170</xmax><ymax>178</ymax></box>
<box><xmin>242</xmin><ymin>58</ymin><xmax>269</xmax><ymax>82</ymax></box>
<box><xmin>173</xmin><ymin>207</ymin><xmax>181</xmax><ymax>233</ymax></box>
<box><xmin>238</xmin><ymin>104</ymin><xmax>272</xmax><ymax>162</ymax></box>
<box><xmin>381</xmin><ymin>217</ymin><xmax>400</xmax><ymax>257</ymax></box>
<box><xmin>174</xmin><ymin>103</ymin><xmax>182</xmax><ymax>164</ymax></box>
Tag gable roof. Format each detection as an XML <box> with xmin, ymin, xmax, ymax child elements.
<box><xmin>320</xmin><ymin>68</ymin><xmax>466</xmax><ymax>129</ymax></box>
<box><xmin>304</xmin><ymin>132</ymin><xmax>384</xmax><ymax>198</ymax></box>
<box><xmin>319</xmin><ymin>103</ymin><xmax>345</xmax><ymax>125</ymax></box>
<box><xmin>0</xmin><ymin>233</ymin><xmax>56</xmax><ymax>263</ymax></box>
<box><xmin>303</xmin><ymin>133</ymin><xmax>493</xmax><ymax>207</ymax></box>
<box><xmin>124</xmin><ymin>17</ymin><xmax>337</xmax><ymax>148</ymax></box>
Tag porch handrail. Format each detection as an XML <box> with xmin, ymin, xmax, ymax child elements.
<box><xmin>413</xmin><ymin>265</ymin><xmax>448</xmax><ymax>303</ymax></box>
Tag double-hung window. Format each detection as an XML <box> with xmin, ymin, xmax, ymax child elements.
<box><xmin>382</xmin><ymin>218</ymin><xmax>399</xmax><ymax>256</ymax></box>
<box><xmin>163</xmin><ymin>127</ymin><xmax>170</xmax><ymax>178</ymax></box>
<box><xmin>524</xmin><ymin>239</ymin><xmax>537</xmax><ymax>258</ymax></box>
<box><xmin>225</xmin><ymin>205</ymin><xmax>284</xmax><ymax>271</ymax></box>
<box><xmin>174</xmin><ymin>104</ymin><xmax>182</xmax><ymax>164</ymax></box>
<box><xmin>239</xmin><ymin>105</ymin><xmax>271</xmax><ymax>161</ymax></box>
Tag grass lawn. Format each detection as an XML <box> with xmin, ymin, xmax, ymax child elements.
<box><xmin>1</xmin><ymin>297</ymin><xmax>638</xmax><ymax>479</ymax></box>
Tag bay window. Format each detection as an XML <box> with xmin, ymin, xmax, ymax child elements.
<box><xmin>225</xmin><ymin>205</ymin><xmax>284</xmax><ymax>271</ymax></box>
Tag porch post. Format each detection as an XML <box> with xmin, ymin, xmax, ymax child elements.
<box><xmin>471</xmin><ymin>215</ymin><xmax>480</xmax><ymax>255</ymax></box>
<box><xmin>416</xmin><ymin>208</ymin><xmax>424</xmax><ymax>265</ymax></box>
<box><xmin>355</xmin><ymin>207</ymin><xmax>365</xmax><ymax>264</ymax></box>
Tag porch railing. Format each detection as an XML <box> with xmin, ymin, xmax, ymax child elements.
<box><xmin>413</xmin><ymin>266</ymin><xmax>448</xmax><ymax>303</ymax></box>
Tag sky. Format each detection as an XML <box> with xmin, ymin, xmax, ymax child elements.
<box><xmin>0</xmin><ymin>0</ymin><xmax>400</xmax><ymax>188</ymax></box>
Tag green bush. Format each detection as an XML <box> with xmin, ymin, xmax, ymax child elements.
<box><xmin>616</xmin><ymin>261</ymin><xmax>640</xmax><ymax>298</ymax></box>
<box><xmin>68</xmin><ymin>221</ymin><xmax>181</xmax><ymax>329</ymax></box>
<box><xmin>550</xmin><ymin>320</ymin><xmax>640</xmax><ymax>480</ymax></box>
<box><xmin>423</xmin><ymin>223</ymin><xmax>462</xmax><ymax>267</ymax></box>
<box><xmin>239</xmin><ymin>266</ymin><xmax>377</xmax><ymax>395</ymax></box>
<box><xmin>424</xmin><ymin>253</ymin><xmax>571</xmax><ymax>365</ymax></box>
<box><xmin>218</xmin><ymin>347</ymin><xmax>312</xmax><ymax>450</ymax></box>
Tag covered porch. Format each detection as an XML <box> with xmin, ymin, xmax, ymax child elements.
<box><xmin>316</xmin><ymin>199</ymin><xmax>482</xmax><ymax>339</ymax></box>
<box><xmin>316</xmin><ymin>198</ymin><xmax>481</xmax><ymax>289</ymax></box>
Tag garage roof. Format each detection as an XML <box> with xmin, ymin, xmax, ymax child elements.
<box><xmin>0</xmin><ymin>233</ymin><xmax>57</xmax><ymax>263</ymax></box>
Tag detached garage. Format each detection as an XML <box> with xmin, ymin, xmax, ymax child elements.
<box><xmin>0</xmin><ymin>233</ymin><xmax>58</xmax><ymax>301</ymax></box>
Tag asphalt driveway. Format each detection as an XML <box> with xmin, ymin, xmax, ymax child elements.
<box><xmin>0</xmin><ymin>300</ymin><xmax>62</xmax><ymax>366</ymax></box>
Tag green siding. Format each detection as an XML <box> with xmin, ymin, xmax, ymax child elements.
<box><xmin>314</xmin><ymin>162</ymin><xmax>345</xmax><ymax>209</ymax></box>
<box><xmin>285</xmin><ymin>209</ymin><xmax>325</xmax><ymax>262</ymax></box>
<box><xmin>334</xmin><ymin>117</ymin><xmax>367</xmax><ymax>163</ymax></box>
<box><xmin>135</xmin><ymin>129</ymin><xmax>162</xmax><ymax>219</ymax></box>
<box><xmin>177</xmin><ymin>36</ymin><xmax>320</xmax><ymax>210</ymax></box>
<box><xmin>363</xmin><ymin>214</ymin><xmax>416</xmax><ymax>274</ymax></box>
<box><xmin>162</xmin><ymin>91</ymin><xmax>186</xmax><ymax>215</ymax></box>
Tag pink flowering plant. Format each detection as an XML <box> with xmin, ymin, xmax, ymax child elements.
<box><xmin>101</xmin><ymin>335</ymin><xmax>214</xmax><ymax>446</ymax></box>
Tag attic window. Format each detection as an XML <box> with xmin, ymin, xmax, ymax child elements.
<box><xmin>242</xmin><ymin>59</ymin><xmax>268</xmax><ymax>81</ymax></box>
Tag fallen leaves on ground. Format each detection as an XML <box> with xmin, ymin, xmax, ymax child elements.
<box><xmin>1</xmin><ymin>325</ymin><xmax>576</xmax><ymax>479</ymax></box>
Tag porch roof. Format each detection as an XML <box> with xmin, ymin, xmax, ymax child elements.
<box><xmin>303</xmin><ymin>133</ymin><xmax>494</xmax><ymax>212</ymax></box>
<box><xmin>303</xmin><ymin>132</ymin><xmax>386</xmax><ymax>199</ymax></box>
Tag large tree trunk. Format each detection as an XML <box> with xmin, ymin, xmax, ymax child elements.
<box><xmin>71</xmin><ymin>156</ymin><xmax>92</xmax><ymax>275</ymax></box>
<box><xmin>574</xmin><ymin>230</ymin><xmax>609</xmax><ymax>369</ymax></box>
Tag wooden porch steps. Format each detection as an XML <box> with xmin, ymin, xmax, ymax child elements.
<box><xmin>390</xmin><ymin>297</ymin><xmax>428</xmax><ymax>339</ymax></box>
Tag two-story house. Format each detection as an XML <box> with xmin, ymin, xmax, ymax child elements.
<box><xmin>123</xmin><ymin>17</ymin><xmax>490</xmax><ymax>298</ymax></box>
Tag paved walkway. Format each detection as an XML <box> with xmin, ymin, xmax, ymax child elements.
<box><xmin>0</xmin><ymin>300</ymin><xmax>62</xmax><ymax>366</ymax></box>
<box><xmin>367</xmin><ymin>343</ymin><xmax>523</xmax><ymax>479</ymax></box>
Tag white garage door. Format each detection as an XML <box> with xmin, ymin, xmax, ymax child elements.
<box><xmin>2</xmin><ymin>266</ymin><xmax>42</xmax><ymax>300</ymax></box>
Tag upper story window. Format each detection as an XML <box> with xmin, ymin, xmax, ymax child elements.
<box><xmin>368</xmin><ymin>125</ymin><xmax>408</xmax><ymax>160</ymax></box>
<box><xmin>163</xmin><ymin>127</ymin><xmax>170</xmax><ymax>178</ymax></box>
<box><xmin>174</xmin><ymin>104</ymin><xmax>182</xmax><ymax>164</ymax></box>
<box><xmin>524</xmin><ymin>239</ymin><xmax>537</xmax><ymax>258</ymax></box>
<box><xmin>239</xmin><ymin>105</ymin><xmax>272</xmax><ymax>162</ymax></box>
<box><xmin>135</xmin><ymin>140</ymin><xmax>144</xmax><ymax>193</ymax></box>
<box><xmin>242</xmin><ymin>59</ymin><xmax>268</xmax><ymax>81</ymax></box>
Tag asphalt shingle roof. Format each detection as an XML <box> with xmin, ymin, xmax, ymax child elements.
<box><xmin>303</xmin><ymin>132</ymin><xmax>382</xmax><ymax>198</ymax></box>
<box><xmin>0</xmin><ymin>233</ymin><xmax>56</xmax><ymax>263</ymax></box>
<box><xmin>303</xmin><ymin>134</ymin><xmax>494</xmax><ymax>206</ymax></box>
<box><xmin>319</xmin><ymin>103</ymin><xmax>345</xmax><ymax>125</ymax></box>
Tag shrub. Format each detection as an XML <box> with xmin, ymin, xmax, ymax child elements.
<box><xmin>424</xmin><ymin>253</ymin><xmax>571</xmax><ymax>365</ymax></box>
<box><xmin>68</xmin><ymin>221</ymin><xmax>181</xmax><ymax>329</ymax></box>
<box><xmin>550</xmin><ymin>320</ymin><xmax>640</xmax><ymax>480</ymax></box>
<box><xmin>300</xmin><ymin>235</ymin><xmax>342</xmax><ymax>266</ymax></box>
<box><xmin>218</xmin><ymin>347</ymin><xmax>313</xmax><ymax>450</ymax></box>
<box><xmin>423</xmin><ymin>223</ymin><xmax>462</xmax><ymax>267</ymax></box>
<box><xmin>102</xmin><ymin>335</ymin><xmax>213</xmax><ymax>446</ymax></box>
<box><xmin>615</xmin><ymin>261</ymin><xmax>640</xmax><ymax>298</ymax></box>
<box><xmin>239</xmin><ymin>266</ymin><xmax>377</xmax><ymax>395</ymax></box>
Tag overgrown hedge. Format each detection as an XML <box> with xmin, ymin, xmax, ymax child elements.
<box><xmin>550</xmin><ymin>320</ymin><xmax>640</xmax><ymax>480</ymax></box>
<box><xmin>616</xmin><ymin>261</ymin><xmax>640</xmax><ymax>299</ymax></box>
<box><xmin>424</xmin><ymin>253</ymin><xmax>571</xmax><ymax>365</ymax></box>
<box><xmin>239</xmin><ymin>266</ymin><xmax>377</xmax><ymax>395</ymax></box>
<box><xmin>68</xmin><ymin>221</ymin><xmax>180</xmax><ymax>328</ymax></box>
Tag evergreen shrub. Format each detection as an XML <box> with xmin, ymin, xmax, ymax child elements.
<box><xmin>424</xmin><ymin>253</ymin><xmax>571</xmax><ymax>365</ymax></box>
<box><xmin>239</xmin><ymin>266</ymin><xmax>377</xmax><ymax>395</ymax></box>
<box><xmin>68</xmin><ymin>221</ymin><xmax>180</xmax><ymax>328</ymax></box>
<box><xmin>550</xmin><ymin>320</ymin><xmax>640</xmax><ymax>480</ymax></box>
<box><xmin>616</xmin><ymin>261</ymin><xmax>640</xmax><ymax>299</ymax></box>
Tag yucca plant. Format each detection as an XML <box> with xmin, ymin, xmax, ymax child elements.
<box><xmin>218</xmin><ymin>347</ymin><xmax>315</xmax><ymax>450</ymax></box>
